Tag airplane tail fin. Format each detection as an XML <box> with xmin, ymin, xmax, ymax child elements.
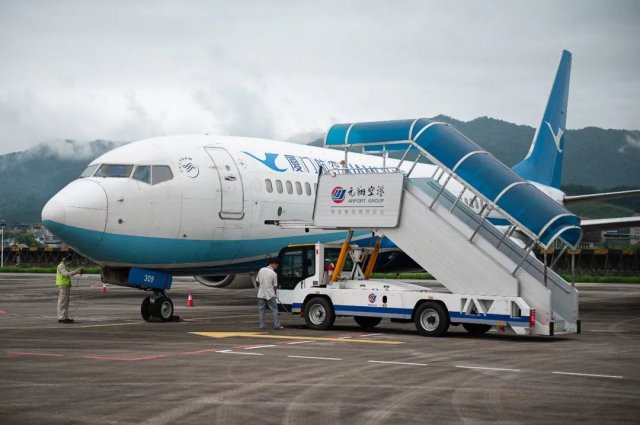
<box><xmin>512</xmin><ymin>50</ymin><xmax>572</xmax><ymax>189</ymax></box>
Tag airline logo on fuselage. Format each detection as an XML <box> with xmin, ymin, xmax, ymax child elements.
<box><xmin>178</xmin><ymin>156</ymin><xmax>200</xmax><ymax>178</ymax></box>
<box><xmin>242</xmin><ymin>151</ymin><xmax>380</xmax><ymax>174</ymax></box>
<box><xmin>242</xmin><ymin>152</ymin><xmax>287</xmax><ymax>172</ymax></box>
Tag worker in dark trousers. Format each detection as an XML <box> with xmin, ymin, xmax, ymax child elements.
<box><xmin>256</xmin><ymin>258</ymin><xmax>283</xmax><ymax>330</ymax></box>
<box><xmin>56</xmin><ymin>255</ymin><xmax>83</xmax><ymax>323</ymax></box>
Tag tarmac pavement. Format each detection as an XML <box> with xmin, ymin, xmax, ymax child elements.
<box><xmin>0</xmin><ymin>274</ymin><xmax>639</xmax><ymax>424</ymax></box>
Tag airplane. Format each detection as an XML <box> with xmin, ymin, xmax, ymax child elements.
<box><xmin>41</xmin><ymin>50</ymin><xmax>640</xmax><ymax>320</ymax></box>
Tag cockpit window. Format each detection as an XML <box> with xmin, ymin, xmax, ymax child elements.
<box><xmin>132</xmin><ymin>165</ymin><xmax>151</xmax><ymax>184</ymax></box>
<box><xmin>151</xmin><ymin>165</ymin><xmax>173</xmax><ymax>185</ymax></box>
<box><xmin>95</xmin><ymin>164</ymin><xmax>133</xmax><ymax>178</ymax></box>
<box><xmin>79</xmin><ymin>164</ymin><xmax>99</xmax><ymax>178</ymax></box>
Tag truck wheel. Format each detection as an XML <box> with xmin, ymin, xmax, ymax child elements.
<box><xmin>354</xmin><ymin>316</ymin><xmax>382</xmax><ymax>329</ymax></box>
<box><xmin>462</xmin><ymin>323</ymin><xmax>492</xmax><ymax>335</ymax></box>
<box><xmin>304</xmin><ymin>297</ymin><xmax>335</xmax><ymax>330</ymax></box>
<box><xmin>414</xmin><ymin>302</ymin><xmax>449</xmax><ymax>337</ymax></box>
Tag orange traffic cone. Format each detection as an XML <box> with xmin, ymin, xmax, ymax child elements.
<box><xmin>186</xmin><ymin>291</ymin><xmax>194</xmax><ymax>307</ymax></box>
<box><xmin>101</xmin><ymin>283</ymin><xmax>108</xmax><ymax>293</ymax></box>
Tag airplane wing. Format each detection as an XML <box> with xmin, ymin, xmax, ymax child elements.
<box><xmin>564</xmin><ymin>189</ymin><xmax>640</xmax><ymax>204</ymax></box>
<box><xmin>580</xmin><ymin>216</ymin><xmax>640</xmax><ymax>233</ymax></box>
<box><xmin>564</xmin><ymin>189</ymin><xmax>640</xmax><ymax>232</ymax></box>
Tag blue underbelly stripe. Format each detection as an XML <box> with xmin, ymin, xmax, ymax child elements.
<box><xmin>43</xmin><ymin>220</ymin><xmax>371</xmax><ymax>271</ymax></box>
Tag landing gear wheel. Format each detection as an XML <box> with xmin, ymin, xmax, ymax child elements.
<box><xmin>354</xmin><ymin>316</ymin><xmax>382</xmax><ymax>329</ymax></box>
<box><xmin>141</xmin><ymin>296</ymin><xmax>152</xmax><ymax>321</ymax></box>
<box><xmin>462</xmin><ymin>323</ymin><xmax>492</xmax><ymax>335</ymax></box>
<box><xmin>152</xmin><ymin>296</ymin><xmax>174</xmax><ymax>322</ymax></box>
<box><xmin>304</xmin><ymin>297</ymin><xmax>335</xmax><ymax>330</ymax></box>
<box><xmin>414</xmin><ymin>302</ymin><xmax>449</xmax><ymax>337</ymax></box>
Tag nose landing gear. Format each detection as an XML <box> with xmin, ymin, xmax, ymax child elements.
<box><xmin>141</xmin><ymin>292</ymin><xmax>178</xmax><ymax>322</ymax></box>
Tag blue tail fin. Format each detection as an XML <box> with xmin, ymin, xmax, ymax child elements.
<box><xmin>512</xmin><ymin>50</ymin><xmax>572</xmax><ymax>189</ymax></box>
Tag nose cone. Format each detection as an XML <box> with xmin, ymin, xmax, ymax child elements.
<box><xmin>41</xmin><ymin>197</ymin><xmax>66</xmax><ymax>227</ymax></box>
<box><xmin>42</xmin><ymin>180</ymin><xmax>108</xmax><ymax>252</ymax></box>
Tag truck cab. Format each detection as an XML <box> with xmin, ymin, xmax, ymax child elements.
<box><xmin>276</xmin><ymin>243</ymin><xmax>356</xmax><ymax>307</ymax></box>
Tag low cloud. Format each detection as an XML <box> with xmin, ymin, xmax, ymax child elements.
<box><xmin>25</xmin><ymin>139</ymin><xmax>127</xmax><ymax>159</ymax></box>
<box><xmin>617</xmin><ymin>133</ymin><xmax>640</xmax><ymax>154</ymax></box>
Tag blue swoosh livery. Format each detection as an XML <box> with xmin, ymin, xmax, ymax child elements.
<box><xmin>243</xmin><ymin>151</ymin><xmax>287</xmax><ymax>172</ymax></box>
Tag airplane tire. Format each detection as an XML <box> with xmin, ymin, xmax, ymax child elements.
<box><xmin>414</xmin><ymin>302</ymin><xmax>449</xmax><ymax>337</ymax></box>
<box><xmin>153</xmin><ymin>296</ymin><xmax>174</xmax><ymax>322</ymax></box>
<box><xmin>354</xmin><ymin>316</ymin><xmax>382</xmax><ymax>329</ymax></box>
<box><xmin>304</xmin><ymin>297</ymin><xmax>335</xmax><ymax>330</ymax></box>
<box><xmin>141</xmin><ymin>296</ymin><xmax>151</xmax><ymax>321</ymax></box>
<box><xmin>462</xmin><ymin>323</ymin><xmax>492</xmax><ymax>335</ymax></box>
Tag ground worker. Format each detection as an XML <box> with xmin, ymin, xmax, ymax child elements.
<box><xmin>256</xmin><ymin>258</ymin><xmax>284</xmax><ymax>330</ymax></box>
<box><xmin>56</xmin><ymin>255</ymin><xmax>83</xmax><ymax>323</ymax></box>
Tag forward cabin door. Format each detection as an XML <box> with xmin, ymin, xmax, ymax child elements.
<box><xmin>205</xmin><ymin>147</ymin><xmax>245</xmax><ymax>220</ymax></box>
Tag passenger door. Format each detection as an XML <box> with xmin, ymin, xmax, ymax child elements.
<box><xmin>205</xmin><ymin>147</ymin><xmax>244</xmax><ymax>219</ymax></box>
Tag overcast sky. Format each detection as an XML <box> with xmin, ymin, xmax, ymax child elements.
<box><xmin>0</xmin><ymin>0</ymin><xmax>639</xmax><ymax>155</ymax></box>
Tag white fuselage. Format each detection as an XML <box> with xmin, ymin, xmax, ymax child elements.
<box><xmin>41</xmin><ymin>134</ymin><xmax>565</xmax><ymax>274</ymax></box>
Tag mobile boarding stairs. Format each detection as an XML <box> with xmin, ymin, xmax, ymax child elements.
<box><xmin>279</xmin><ymin>119</ymin><xmax>582</xmax><ymax>337</ymax></box>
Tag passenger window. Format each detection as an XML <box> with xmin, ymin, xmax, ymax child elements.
<box><xmin>295</xmin><ymin>181</ymin><xmax>302</xmax><ymax>195</ymax></box>
<box><xmin>152</xmin><ymin>165</ymin><xmax>173</xmax><ymax>185</ymax></box>
<box><xmin>305</xmin><ymin>182</ymin><xmax>311</xmax><ymax>196</ymax></box>
<box><xmin>79</xmin><ymin>164</ymin><xmax>98</xmax><ymax>178</ymax></box>
<box><xmin>276</xmin><ymin>180</ymin><xmax>283</xmax><ymax>193</ymax></box>
<box><xmin>132</xmin><ymin>166</ymin><xmax>151</xmax><ymax>184</ymax></box>
<box><xmin>265</xmin><ymin>179</ymin><xmax>273</xmax><ymax>193</ymax></box>
<box><xmin>286</xmin><ymin>180</ymin><xmax>293</xmax><ymax>194</ymax></box>
<box><xmin>95</xmin><ymin>164</ymin><xmax>133</xmax><ymax>178</ymax></box>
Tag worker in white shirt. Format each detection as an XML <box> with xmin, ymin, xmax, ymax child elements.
<box><xmin>256</xmin><ymin>258</ymin><xmax>284</xmax><ymax>330</ymax></box>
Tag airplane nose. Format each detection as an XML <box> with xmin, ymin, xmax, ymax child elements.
<box><xmin>41</xmin><ymin>197</ymin><xmax>66</xmax><ymax>226</ymax></box>
<box><xmin>42</xmin><ymin>179</ymin><xmax>108</xmax><ymax>249</ymax></box>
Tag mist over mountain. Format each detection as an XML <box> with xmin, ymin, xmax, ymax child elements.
<box><xmin>0</xmin><ymin>116</ymin><xmax>638</xmax><ymax>226</ymax></box>
<box><xmin>0</xmin><ymin>139</ymin><xmax>127</xmax><ymax>225</ymax></box>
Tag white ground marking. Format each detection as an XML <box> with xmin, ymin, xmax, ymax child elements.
<box><xmin>456</xmin><ymin>365</ymin><xmax>521</xmax><ymax>372</ymax></box>
<box><xmin>552</xmin><ymin>371</ymin><xmax>623</xmax><ymax>379</ymax></box>
<box><xmin>288</xmin><ymin>355</ymin><xmax>342</xmax><ymax>361</ymax></box>
<box><xmin>216</xmin><ymin>350</ymin><xmax>263</xmax><ymax>356</ymax></box>
<box><xmin>368</xmin><ymin>360</ymin><xmax>428</xmax><ymax>366</ymax></box>
<box><xmin>285</xmin><ymin>340</ymin><xmax>312</xmax><ymax>345</ymax></box>
<box><xmin>359</xmin><ymin>333</ymin><xmax>382</xmax><ymax>337</ymax></box>
<box><xmin>244</xmin><ymin>344</ymin><xmax>276</xmax><ymax>350</ymax></box>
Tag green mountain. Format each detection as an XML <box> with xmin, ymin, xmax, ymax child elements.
<box><xmin>311</xmin><ymin>115</ymin><xmax>640</xmax><ymax>188</ymax></box>
<box><xmin>0</xmin><ymin>140</ymin><xmax>125</xmax><ymax>226</ymax></box>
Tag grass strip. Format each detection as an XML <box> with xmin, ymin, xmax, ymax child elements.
<box><xmin>371</xmin><ymin>272</ymin><xmax>640</xmax><ymax>283</ymax></box>
<box><xmin>1</xmin><ymin>268</ymin><xmax>639</xmax><ymax>283</ymax></box>
<box><xmin>0</xmin><ymin>266</ymin><xmax>101</xmax><ymax>274</ymax></box>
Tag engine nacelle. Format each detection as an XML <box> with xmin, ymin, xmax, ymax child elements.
<box><xmin>194</xmin><ymin>274</ymin><xmax>257</xmax><ymax>289</ymax></box>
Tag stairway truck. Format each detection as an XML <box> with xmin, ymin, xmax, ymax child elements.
<box><xmin>275</xmin><ymin>243</ymin><xmax>538</xmax><ymax>337</ymax></box>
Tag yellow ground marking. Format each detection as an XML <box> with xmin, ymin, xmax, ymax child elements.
<box><xmin>190</xmin><ymin>332</ymin><xmax>403</xmax><ymax>345</ymax></box>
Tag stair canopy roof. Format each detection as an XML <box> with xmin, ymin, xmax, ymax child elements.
<box><xmin>325</xmin><ymin>118</ymin><xmax>582</xmax><ymax>249</ymax></box>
